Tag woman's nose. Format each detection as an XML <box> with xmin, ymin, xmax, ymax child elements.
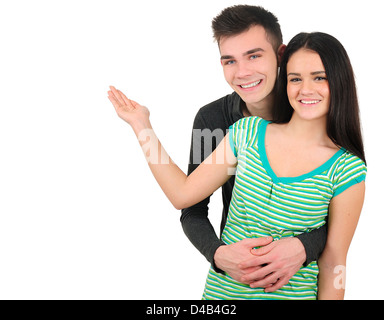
<box><xmin>300</xmin><ymin>80</ymin><xmax>315</xmax><ymax>95</ymax></box>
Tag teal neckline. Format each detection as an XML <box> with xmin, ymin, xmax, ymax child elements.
<box><xmin>258</xmin><ymin>120</ymin><xmax>345</xmax><ymax>184</ymax></box>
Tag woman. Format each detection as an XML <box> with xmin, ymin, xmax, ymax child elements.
<box><xmin>108</xmin><ymin>32</ymin><xmax>366</xmax><ymax>300</ymax></box>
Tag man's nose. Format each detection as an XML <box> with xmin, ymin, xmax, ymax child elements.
<box><xmin>235</xmin><ymin>60</ymin><xmax>252</xmax><ymax>79</ymax></box>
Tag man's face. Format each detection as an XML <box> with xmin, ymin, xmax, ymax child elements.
<box><xmin>219</xmin><ymin>25</ymin><xmax>279</xmax><ymax>108</ymax></box>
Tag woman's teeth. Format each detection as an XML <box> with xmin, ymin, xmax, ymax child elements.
<box><xmin>240</xmin><ymin>80</ymin><xmax>261</xmax><ymax>89</ymax></box>
<box><xmin>300</xmin><ymin>100</ymin><xmax>320</xmax><ymax>105</ymax></box>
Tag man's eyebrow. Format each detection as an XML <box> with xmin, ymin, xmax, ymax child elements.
<box><xmin>220</xmin><ymin>48</ymin><xmax>265</xmax><ymax>60</ymax></box>
<box><xmin>244</xmin><ymin>48</ymin><xmax>264</xmax><ymax>56</ymax></box>
<box><xmin>220</xmin><ymin>54</ymin><xmax>235</xmax><ymax>60</ymax></box>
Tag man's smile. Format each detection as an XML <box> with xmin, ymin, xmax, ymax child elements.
<box><xmin>239</xmin><ymin>80</ymin><xmax>262</xmax><ymax>89</ymax></box>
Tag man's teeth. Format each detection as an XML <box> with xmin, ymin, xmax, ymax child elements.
<box><xmin>240</xmin><ymin>80</ymin><xmax>261</xmax><ymax>88</ymax></box>
<box><xmin>300</xmin><ymin>100</ymin><xmax>320</xmax><ymax>105</ymax></box>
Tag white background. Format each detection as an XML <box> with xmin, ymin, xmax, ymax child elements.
<box><xmin>0</xmin><ymin>0</ymin><xmax>382</xmax><ymax>300</ymax></box>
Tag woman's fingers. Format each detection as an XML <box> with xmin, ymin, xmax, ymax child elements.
<box><xmin>118</xmin><ymin>90</ymin><xmax>141</xmax><ymax>110</ymax></box>
<box><xmin>109</xmin><ymin>86</ymin><xmax>126</xmax><ymax>106</ymax></box>
<box><xmin>108</xmin><ymin>92</ymin><xmax>120</xmax><ymax>110</ymax></box>
<box><xmin>109</xmin><ymin>86</ymin><xmax>139</xmax><ymax>111</ymax></box>
<box><xmin>118</xmin><ymin>90</ymin><xmax>132</xmax><ymax>106</ymax></box>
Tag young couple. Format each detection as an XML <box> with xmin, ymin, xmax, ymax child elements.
<box><xmin>108</xmin><ymin>5</ymin><xmax>366</xmax><ymax>299</ymax></box>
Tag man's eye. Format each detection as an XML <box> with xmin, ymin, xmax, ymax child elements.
<box><xmin>224</xmin><ymin>60</ymin><xmax>235</xmax><ymax>65</ymax></box>
<box><xmin>250</xmin><ymin>55</ymin><xmax>260</xmax><ymax>60</ymax></box>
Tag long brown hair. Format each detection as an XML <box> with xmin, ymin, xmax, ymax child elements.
<box><xmin>273</xmin><ymin>32</ymin><xmax>366</xmax><ymax>163</ymax></box>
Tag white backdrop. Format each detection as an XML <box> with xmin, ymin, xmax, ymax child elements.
<box><xmin>0</xmin><ymin>0</ymin><xmax>382</xmax><ymax>300</ymax></box>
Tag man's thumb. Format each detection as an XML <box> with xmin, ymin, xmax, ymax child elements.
<box><xmin>245</xmin><ymin>236</ymin><xmax>273</xmax><ymax>250</ymax></box>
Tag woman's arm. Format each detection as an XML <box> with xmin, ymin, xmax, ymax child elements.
<box><xmin>108</xmin><ymin>86</ymin><xmax>237</xmax><ymax>210</ymax></box>
<box><xmin>317</xmin><ymin>181</ymin><xmax>365</xmax><ymax>300</ymax></box>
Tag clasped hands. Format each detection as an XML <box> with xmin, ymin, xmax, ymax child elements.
<box><xmin>214</xmin><ymin>237</ymin><xmax>306</xmax><ymax>292</ymax></box>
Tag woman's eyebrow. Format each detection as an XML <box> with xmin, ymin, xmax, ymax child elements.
<box><xmin>311</xmin><ymin>71</ymin><xmax>326</xmax><ymax>75</ymax></box>
<box><xmin>287</xmin><ymin>71</ymin><xmax>326</xmax><ymax>76</ymax></box>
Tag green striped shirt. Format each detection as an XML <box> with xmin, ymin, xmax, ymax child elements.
<box><xmin>202</xmin><ymin>117</ymin><xmax>367</xmax><ymax>300</ymax></box>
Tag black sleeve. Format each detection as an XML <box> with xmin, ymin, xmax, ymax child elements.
<box><xmin>180</xmin><ymin>112</ymin><xmax>225</xmax><ymax>271</ymax></box>
<box><xmin>296</xmin><ymin>224</ymin><xmax>328</xmax><ymax>266</ymax></box>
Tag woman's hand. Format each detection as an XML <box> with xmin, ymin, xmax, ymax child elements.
<box><xmin>108</xmin><ymin>86</ymin><xmax>150</xmax><ymax>132</ymax></box>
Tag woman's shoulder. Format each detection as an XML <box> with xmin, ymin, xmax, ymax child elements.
<box><xmin>331</xmin><ymin>148</ymin><xmax>367</xmax><ymax>196</ymax></box>
<box><xmin>229</xmin><ymin>116</ymin><xmax>268</xmax><ymax>156</ymax></box>
<box><xmin>334</xmin><ymin>148</ymin><xmax>367</xmax><ymax>171</ymax></box>
<box><xmin>230</xmin><ymin>116</ymin><xmax>268</xmax><ymax>131</ymax></box>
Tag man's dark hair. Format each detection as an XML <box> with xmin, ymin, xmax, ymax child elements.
<box><xmin>211</xmin><ymin>5</ymin><xmax>283</xmax><ymax>52</ymax></box>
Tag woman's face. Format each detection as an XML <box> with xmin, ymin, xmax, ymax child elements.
<box><xmin>286</xmin><ymin>48</ymin><xmax>330</xmax><ymax>122</ymax></box>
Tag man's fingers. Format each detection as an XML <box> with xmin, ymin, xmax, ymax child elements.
<box><xmin>263</xmin><ymin>276</ymin><xmax>289</xmax><ymax>292</ymax></box>
<box><xmin>242</xmin><ymin>236</ymin><xmax>273</xmax><ymax>249</ymax></box>
<box><xmin>238</xmin><ymin>253</ymin><xmax>270</xmax><ymax>270</ymax></box>
<box><xmin>249</xmin><ymin>272</ymin><xmax>280</xmax><ymax>289</ymax></box>
<box><xmin>251</xmin><ymin>241</ymin><xmax>275</xmax><ymax>256</ymax></box>
<box><xmin>236</xmin><ymin>237</ymin><xmax>274</xmax><ymax>270</ymax></box>
<box><xmin>240</xmin><ymin>262</ymin><xmax>274</xmax><ymax>282</ymax></box>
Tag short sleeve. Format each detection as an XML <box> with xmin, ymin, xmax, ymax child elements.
<box><xmin>333</xmin><ymin>153</ymin><xmax>367</xmax><ymax>197</ymax></box>
<box><xmin>228</xmin><ymin>116</ymin><xmax>263</xmax><ymax>159</ymax></box>
<box><xmin>228</xmin><ymin>125</ymin><xmax>237</xmax><ymax>157</ymax></box>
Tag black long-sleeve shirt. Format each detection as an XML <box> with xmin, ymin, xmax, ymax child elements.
<box><xmin>180</xmin><ymin>92</ymin><xmax>327</xmax><ymax>270</ymax></box>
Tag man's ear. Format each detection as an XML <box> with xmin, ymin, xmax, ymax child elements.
<box><xmin>277</xmin><ymin>44</ymin><xmax>286</xmax><ymax>65</ymax></box>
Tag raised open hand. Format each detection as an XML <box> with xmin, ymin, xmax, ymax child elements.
<box><xmin>108</xmin><ymin>86</ymin><xmax>150</xmax><ymax>129</ymax></box>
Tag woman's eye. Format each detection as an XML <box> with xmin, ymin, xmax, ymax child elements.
<box><xmin>289</xmin><ymin>78</ymin><xmax>301</xmax><ymax>83</ymax></box>
<box><xmin>315</xmin><ymin>76</ymin><xmax>328</xmax><ymax>81</ymax></box>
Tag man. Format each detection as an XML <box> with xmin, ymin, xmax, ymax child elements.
<box><xmin>181</xmin><ymin>5</ymin><xmax>327</xmax><ymax>292</ymax></box>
